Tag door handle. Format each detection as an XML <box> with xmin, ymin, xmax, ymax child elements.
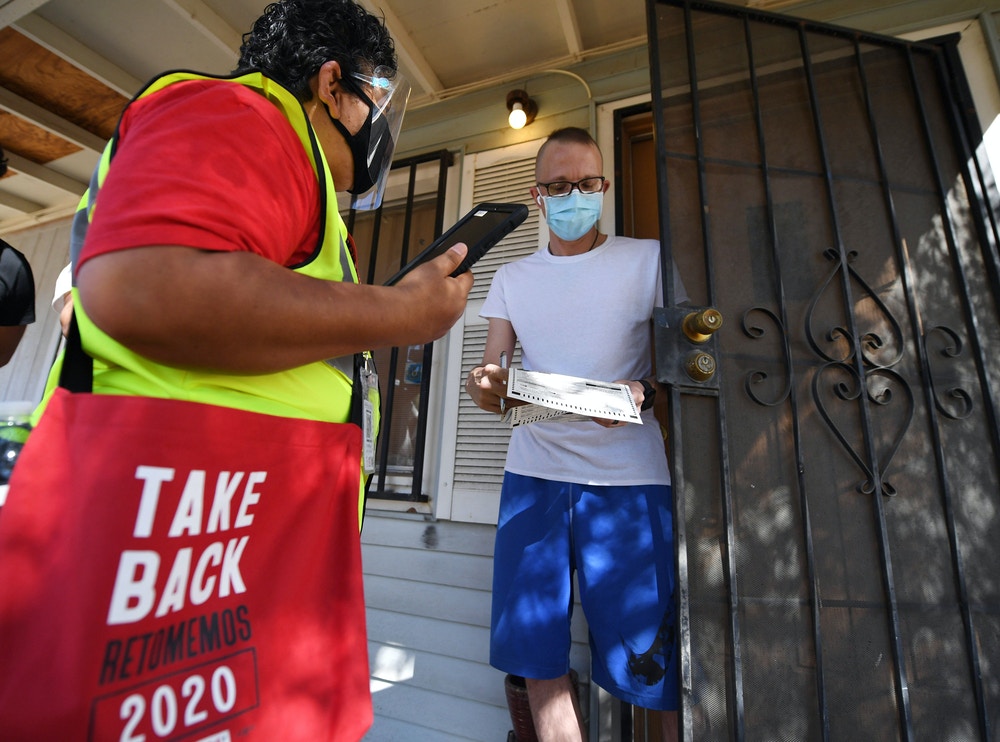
<box><xmin>682</xmin><ymin>308</ymin><xmax>723</xmax><ymax>343</ymax></box>
<box><xmin>654</xmin><ymin>306</ymin><xmax>724</xmax><ymax>390</ymax></box>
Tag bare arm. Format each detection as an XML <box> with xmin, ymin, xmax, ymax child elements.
<box><xmin>77</xmin><ymin>243</ymin><xmax>473</xmax><ymax>373</ymax></box>
<box><xmin>465</xmin><ymin>317</ymin><xmax>516</xmax><ymax>414</ymax></box>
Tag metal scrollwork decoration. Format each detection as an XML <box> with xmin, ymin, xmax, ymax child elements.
<box><xmin>804</xmin><ymin>249</ymin><xmax>912</xmax><ymax>496</ymax></box>
<box><xmin>741</xmin><ymin>245</ymin><xmax>917</xmax><ymax>497</ymax></box>
<box><xmin>923</xmin><ymin>325</ymin><xmax>973</xmax><ymax>420</ymax></box>
<box><xmin>742</xmin><ymin>307</ymin><xmax>791</xmax><ymax>406</ymax></box>
<box><xmin>805</xmin><ymin>249</ymin><xmax>905</xmax><ymax>368</ymax></box>
<box><xmin>811</xmin><ymin>363</ymin><xmax>914</xmax><ymax>496</ymax></box>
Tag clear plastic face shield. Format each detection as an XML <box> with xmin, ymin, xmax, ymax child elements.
<box><xmin>341</xmin><ymin>66</ymin><xmax>411</xmax><ymax>211</ymax></box>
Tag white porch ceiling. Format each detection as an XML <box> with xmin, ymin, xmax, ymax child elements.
<box><xmin>0</xmin><ymin>0</ymin><xmax>993</xmax><ymax>232</ymax></box>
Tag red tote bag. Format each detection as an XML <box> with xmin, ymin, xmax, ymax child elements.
<box><xmin>0</xmin><ymin>386</ymin><xmax>372</xmax><ymax>741</ymax></box>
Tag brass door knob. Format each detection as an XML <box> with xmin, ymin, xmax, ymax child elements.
<box><xmin>682</xmin><ymin>308</ymin><xmax>723</xmax><ymax>343</ymax></box>
<box><xmin>685</xmin><ymin>351</ymin><xmax>717</xmax><ymax>382</ymax></box>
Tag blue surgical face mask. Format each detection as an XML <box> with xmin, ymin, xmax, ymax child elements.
<box><xmin>543</xmin><ymin>191</ymin><xmax>604</xmax><ymax>241</ymax></box>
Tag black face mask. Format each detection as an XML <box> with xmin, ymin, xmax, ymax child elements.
<box><xmin>329</xmin><ymin>95</ymin><xmax>391</xmax><ymax>196</ymax></box>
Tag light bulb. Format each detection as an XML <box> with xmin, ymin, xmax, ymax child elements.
<box><xmin>508</xmin><ymin>102</ymin><xmax>527</xmax><ymax>130</ymax></box>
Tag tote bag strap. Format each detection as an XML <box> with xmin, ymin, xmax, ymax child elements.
<box><xmin>58</xmin><ymin>311</ymin><xmax>93</xmax><ymax>394</ymax></box>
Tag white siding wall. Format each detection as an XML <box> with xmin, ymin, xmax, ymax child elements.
<box><xmin>437</xmin><ymin>140</ymin><xmax>547</xmax><ymax>525</ymax></box>
<box><xmin>361</xmin><ymin>513</ymin><xmax>591</xmax><ymax>741</ymax></box>
<box><xmin>0</xmin><ymin>218</ymin><xmax>72</xmax><ymax>404</ymax></box>
<box><xmin>362</xmin><ymin>515</ymin><xmax>505</xmax><ymax>741</ymax></box>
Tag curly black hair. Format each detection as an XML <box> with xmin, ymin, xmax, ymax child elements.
<box><xmin>235</xmin><ymin>0</ymin><xmax>396</xmax><ymax>101</ymax></box>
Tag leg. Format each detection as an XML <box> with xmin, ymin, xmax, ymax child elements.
<box><xmin>490</xmin><ymin>475</ymin><xmax>580</xmax><ymax>736</ymax></box>
<box><xmin>660</xmin><ymin>709</ymin><xmax>678</xmax><ymax>742</ymax></box>
<box><xmin>526</xmin><ymin>674</ymin><xmax>586</xmax><ymax>742</ymax></box>
<box><xmin>574</xmin><ymin>484</ymin><xmax>680</xmax><ymax>721</ymax></box>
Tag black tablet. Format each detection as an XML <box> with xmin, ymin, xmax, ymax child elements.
<box><xmin>383</xmin><ymin>202</ymin><xmax>528</xmax><ymax>285</ymax></box>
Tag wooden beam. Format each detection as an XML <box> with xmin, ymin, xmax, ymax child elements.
<box><xmin>160</xmin><ymin>0</ymin><xmax>244</xmax><ymax>57</ymax></box>
<box><xmin>13</xmin><ymin>14</ymin><xmax>142</xmax><ymax>98</ymax></box>
<box><xmin>0</xmin><ymin>0</ymin><xmax>47</xmax><ymax>28</ymax></box>
<box><xmin>0</xmin><ymin>200</ymin><xmax>77</xmax><ymax>232</ymax></box>
<box><xmin>0</xmin><ymin>188</ymin><xmax>43</xmax><ymax>214</ymax></box>
<box><xmin>0</xmin><ymin>85</ymin><xmax>106</xmax><ymax>154</ymax></box>
<box><xmin>555</xmin><ymin>0</ymin><xmax>584</xmax><ymax>61</ymax></box>
<box><xmin>3</xmin><ymin>152</ymin><xmax>87</xmax><ymax>197</ymax></box>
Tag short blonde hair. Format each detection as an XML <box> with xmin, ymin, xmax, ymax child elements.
<box><xmin>535</xmin><ymin>127</ymin><xmax>602</xmax><ymax>179</ymax></box>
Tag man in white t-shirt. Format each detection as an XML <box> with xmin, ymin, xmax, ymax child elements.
<box><xmin>466</xmin><ymin>127</ymin><xmax>684</xmax><ymax>742</ymax></box>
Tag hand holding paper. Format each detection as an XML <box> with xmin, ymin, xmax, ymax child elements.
<box><xmin>502</xmin><ymin>367</ymin><xmax>642</xmax><ymax>426</ymax></box>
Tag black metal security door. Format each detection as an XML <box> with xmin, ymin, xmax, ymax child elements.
<box><xmin>647</xmin><ymin>1</ymin><xmax>1000</xmax><ymax>739</ymax></box>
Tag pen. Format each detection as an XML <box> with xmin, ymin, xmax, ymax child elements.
<box><xmin>499</xmin><ymin>351</ymin><xmax>508</xmax><ymax>415</ymax></box>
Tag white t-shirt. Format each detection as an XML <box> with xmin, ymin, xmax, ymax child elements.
<box><xmin>480</xmin><ymin>235</ymin><xmax>687</xmax><ymax>486</ymax></box>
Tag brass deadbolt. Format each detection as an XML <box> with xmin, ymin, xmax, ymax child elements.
<box><xmin>685</xmin><ymin>351</ymin><xmax>717</xmax><ymax>382</ymax></box>
<box><xmin>682</xmin><ymin>308</ymin><xmax>724</xmax><ymax>343</ymax></box>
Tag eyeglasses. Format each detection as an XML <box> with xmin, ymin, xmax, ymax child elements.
<box><xmin>536</xmin><ymin>176</ymin><xmax>606</xmax><ymax>198</ymax></box>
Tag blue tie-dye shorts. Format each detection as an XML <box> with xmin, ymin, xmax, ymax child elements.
<box><xmin>489</xmin><ymin>471</ymin><xmax>679</xmax><ymax>711</ymax></box>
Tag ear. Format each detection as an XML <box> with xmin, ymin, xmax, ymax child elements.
<box><xmin>316</xmin><ymin>60</ymin><xmax>345</xmax><ymax>118</ymax></box>
<box><xmin>529</xmin><ymin>186</ymin><xmax>542</xmax><ymax>207</ymax></box>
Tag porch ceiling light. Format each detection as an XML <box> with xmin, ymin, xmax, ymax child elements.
<box><xmin>506</xmin><ymin>89</ymin><xmax>537</xmax><ymax>130</ymax></box>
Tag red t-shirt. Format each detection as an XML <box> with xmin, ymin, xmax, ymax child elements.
<box><xmin>80</xmin><ymin>79</ymin><xmax>322</xmax><ymax>269</ymax></box>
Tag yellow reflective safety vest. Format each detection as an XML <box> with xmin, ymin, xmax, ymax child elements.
<box><xmin>66</xmin><ymin>71</ymin><xmax>378</xmax><ymax>521</ymax></box>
